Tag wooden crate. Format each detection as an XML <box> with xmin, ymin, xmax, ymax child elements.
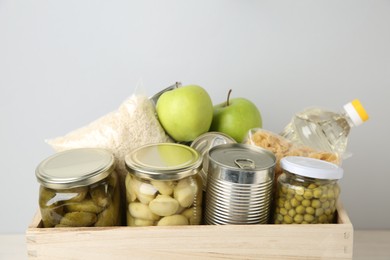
<box><xmin>26</xmin><ymin>201</ymin><xmax>353</xmax><ymax>259</ymax></box>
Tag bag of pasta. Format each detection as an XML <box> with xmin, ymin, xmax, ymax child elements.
<box><xmin>244</xmin><ymin>128</ymin><xmax>340</xmax><ymax>183</ymax></box>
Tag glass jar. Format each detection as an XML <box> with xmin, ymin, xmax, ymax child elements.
<box><xmin>35</xmin><ymin>148</ymin><xmax>121</xmax><ymax>228</ymax></box>
<box><xmin>273</xmin><ymin>156</ymin><xmax>343</xmax><ymax>224</ymax></box>
<box><xmin>125</xmin><ymin>143</ymin><xmax>203</xmax><ymax>226</ymax></box>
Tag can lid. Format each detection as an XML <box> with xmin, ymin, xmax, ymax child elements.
<box><xmin>208</xmin><ymin>143</ymin><xmax>276</xmax><ymax>171</ymax></box>
<box><xmin>280</xmin><ymin>156</ymin><xmax>343</xmax><ymax>180</ymax></box>
<box><xmin>125</xmin><ymin>143</ymin><xmax>202</xmax><ymax>181</ymax></box>
<box><xmin>35</xmin><ymin>148</ymin><xmax>115</xmax><ymax>189</ymax></box>
<box><xmin>190</xmin><ymin>132</ymin><xmax>236</xmax><ymax>156</ymax></box>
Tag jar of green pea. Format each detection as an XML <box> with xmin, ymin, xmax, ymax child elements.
<box><xmin>273</xmin><ymin>156</ymin><xmax>343</xmax><ymax>224</ymax></box>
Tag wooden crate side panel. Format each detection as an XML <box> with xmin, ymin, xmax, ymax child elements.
<box><xmin>27</xmin><ymin>224</ymin><xmax>353</xmax><ymax>260</ymax></box>
<box><xmin>26</xmin><ymin>201</ymin><xmax>353</xmax><ymax>260</ymax></box>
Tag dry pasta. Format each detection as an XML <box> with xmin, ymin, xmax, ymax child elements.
<box><xmin>245</xmin><ymin>129</ymin><xmax>340</xmax><ymax>183</ymax></box>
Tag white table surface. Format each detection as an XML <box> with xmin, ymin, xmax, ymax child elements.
<box><xmin>1</xmin><ymin>230</ymin><xmax>390</xmax><ymax>259</ymax></box>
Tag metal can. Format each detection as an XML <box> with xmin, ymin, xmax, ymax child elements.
<box><xmin>35</xmin><ymin>148</ymin><xmax>121</xmax><ymax>228</ymax></box>
<box><xmin>124</xmin><ymin>143</ymin><xmax>203</xmax><ymax>226</ymax></box>
<box><xmin>204</xmin><ymin>143</ymin><xmax>276</xmax><ymax>225</ymax></box>
<box><xmin>190</xmin><ymin>132</ymin><xmax>236</xmax><ymax>191</ymax></box>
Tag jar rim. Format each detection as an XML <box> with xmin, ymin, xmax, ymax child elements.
<box><xmin>125</xmin><ymin>143</ymin><xmax>202</xmax><ymax>181</ymax></box>
<box><xmin>280</xmin><ymin>156</ymin><xmax>343</xmax><ymax>180</ymax></box>
<box><xmin>36</xmin><ymin>148</ymin><xmax>115</xmax><ymax>189</ymax></box>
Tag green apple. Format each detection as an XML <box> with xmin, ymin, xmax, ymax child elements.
<box><xmin>156</xmin><ymin>85</ymin><xmax>213</xmax><ymax>142</ymax></box>
<box><xmin>210</xmin><ymin>90</ymin><xmax>262</xmax><ymax>143</ymax></box>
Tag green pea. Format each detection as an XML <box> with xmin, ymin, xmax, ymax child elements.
<box><xmin>304</xmin><ymin>214</ymin><xmax>314</xmax><ymax>223</ymax></box>
<box><xmin>295</xmin><ymin>186</ymin><xmax>304</xmax><ymax>195</ymax></box>
<box><xmin>295</xmin><ymin>194</ymin><xmax>304</xmax><ymax>202</ymax></box>
<box><xmin>280</xmin><ymin>208</ymin><xmax>287</xmax><ymax>216</ymax></box>
<box><xmin>306</xmin><ymin>207</ymin><xmax>315</xmax><ymax>215</ymax></box>
<box><xmin>313</xmin><ymin>188</ymin><xmax>323</xmax><ymax>198</ymax></box>
<box><xmin>318</xmin><ymin>215</ymin><xmax>328</xmax><ymax>223</ymax></box>
<box><xmin>283</xmin><ymin>215</ymin><xmax>293</xmax><ymax>224</ymax></box>
<box><xmin>287</xmin><ymin>187</ymin><xmax>296</xmax><ymax>195</ymax></box>
<box><xmin>308</xmin><ymin>183</ymin><xmax>317</xmax><ymax>189</ymax></box>
<box><xmin>324</xmin><ymin>208</ymin><xmax>332</xmax><ymax>216</ymax></box>
<box><xmin>294</xmin><ymin>214</ymin><xmax>303</xmax><ymax>224</ymax></box>
<box><xmin>290</xmin><ymin>198</ymin><xmax>300</xmax><ymax>207</ymax></box>
<box><xmin>276</xmin><ymin>214</ymin><xmax>283</xmax><ymax>222</ymax></box>
<box><xmin>311</xmin><ymin>199</ymin><xmax>321</xmax><ymax>209</ymax></box>
<box><xmin>320</xmin><ymin>194</ymin><xmax>328</xmax><ymax>202</ymax></box>
<box><xmin>315</xmin><ymin>208</ymin><xmax>324</xmax><ymax>216</ymax></box>
<box><xmin>288</xmin><ymin>209</ymin><xmax>296</xmax><ymax>217</ymax></box>
<box><xmin>327</xmin><ymin>189</ymin><xmax>335</xmax><ymax>200</ymax></box>
<box><xmin>277</xmin><ymin>198</ymin><xmax>285</xmax><ymax>208</ymax></box>
<box><xmin>296</xmin><ymin>205</ymin><xmax>305</xmax><ymax>215</ymax></box>
<box><xmin>286</xmin><ymin>193</ymin><xmax>294</xmax><ymax>200</ymax></box>
<box><xmin>303</xmin><ymin>190</ymin><xmax>313</xmax><ymax>199</ymax></box>
<box><xmin>284</xmin><ymin>201</ymin><xmax>292</xmax><ymax>210</ymax></box>
<box><xmin>302</xmin><ymin>199</ymin><xmax>311</xmax><ymax>207</ymax></box>
<box><xmin>322</xmin><ymin>201</ymin><xmax>330</xmax><ymax>209</ymax></box>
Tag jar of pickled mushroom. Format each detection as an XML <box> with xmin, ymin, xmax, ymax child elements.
<box><xmin>35</xmin><ymin>148</ymin><xmax>120</xmax><ymax>228</ymax></box>
<box><xmin>274</xmin><ymin>156</ymin><xmax>343</xmax><ymax>224</ymax></box>
<box><xmin>125</xmin><ymin>143</ymin><xmax>203</xmax><ymax>226</ymax></box>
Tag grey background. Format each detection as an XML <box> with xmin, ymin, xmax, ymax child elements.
<box><xmin>1</xmin><ymin>0</ymin><xmax>389</xmax><ymax>233</ymax></box>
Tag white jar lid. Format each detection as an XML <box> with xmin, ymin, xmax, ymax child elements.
<box><xmin>280</xmin><ymin>156</ymin><xmax>343</xmax><ymax>180</ymax></box>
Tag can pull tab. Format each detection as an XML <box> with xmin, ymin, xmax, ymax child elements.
<box><xmin>234</xmin><ymin>158</ymin><xmax>255</xmax><ymax>169</ymax></box>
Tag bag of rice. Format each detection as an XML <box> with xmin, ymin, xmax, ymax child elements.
<box><xmin>47</xmin><ymin>93</ymin><xmax>172</xmax><ymax>176</ymax></box>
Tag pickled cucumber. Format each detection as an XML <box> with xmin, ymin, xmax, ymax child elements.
<box><xmin>60</xmin><ymin>212</ymin><xmax>97</xmax><ymax>227</ymax></box>
<box><xmin>39</xmin><ymin>172</ymin><xmax>120</xmax><ymax>228</ymax></box>
<box><xmin>62</xmin><ymin>187</ymin><xmax>88</xmax><ymax>202</ymax></box>
<box><xmin>66</xmin><ymin>199</ymin><xmax>103</xmax><ymax>214</ymax></box>
<box><xmin>95</xmin><ymin>184</ymin><xmax>120</xmax><ymax>226</ymax></box>
<box><xmin>41</xmin><ymin>206</ymin><xmax>63</xmax><ymax>228</ymax></box>
<box><xmin>90</xmin><ymin>185</ymin><xmax>110</xmax><ymax>208</ymax></box>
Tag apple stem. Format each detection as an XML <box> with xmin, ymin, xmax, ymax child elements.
<box><xmin>226</xmin><ymin>89</ymin><xmax>232</xmax><ymax>106</ymax></box>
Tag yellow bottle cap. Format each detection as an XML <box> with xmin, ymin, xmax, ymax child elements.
<box><xmin>351</xmin><ymin>99</ymin><xmax>369</xmax><ymax>122</ymax></box>
<box><xmin>343</xmin><ymin>99</ymin><xmax>369</xmax><ymax>126</ymax></box>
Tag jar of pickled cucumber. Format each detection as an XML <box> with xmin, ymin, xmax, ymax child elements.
<box><xmin>273</xmin><ymin>156</ymin><xmax>343</xmax><ymax>224</ymax></box>
<box><xmin>35</xmin><ymin>148</ymin><xmax>121</xmax><ymax>228</ymax></box>
<box><xmin>124</xmin><ymin>143</ymin><xmax>203</xmax><ymax>226</ymax></box>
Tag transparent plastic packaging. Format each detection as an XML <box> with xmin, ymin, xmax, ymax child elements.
<box><xmin>244</xmin><ymin>128</ymin><xmax>339</xmax><ymax>183</ymax></box>
<box><xmin>273</xmin><ymin>156</ymin><xmax>343</xmax><ymax>224</ymax></box>
<box><xmin>280</xmin><ymin>99</ymin><xmax>369</xmax><ymax>160</ymax></box>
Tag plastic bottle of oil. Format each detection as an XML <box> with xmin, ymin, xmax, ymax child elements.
<box><xmin>280</xmin><ymin>99</ymin><xmax>369</xmax><ymax>159</ymax></box>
